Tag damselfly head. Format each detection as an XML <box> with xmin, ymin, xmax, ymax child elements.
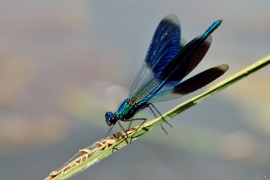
<box><xmin>105</xmin><ymin>112</ymin><xmax>116</xmax><ymax>126</ymax></box>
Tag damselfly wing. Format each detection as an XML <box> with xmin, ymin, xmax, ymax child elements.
<box><xmin>105</xmin><ymin>14</ymin><xmax>229</xmax><ymax>137</ymax></box>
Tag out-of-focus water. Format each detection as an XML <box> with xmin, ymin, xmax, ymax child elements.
<box><xmin>0</xmin><ymin>1</ymin><xmax>269</xmax><ymax>180</ymax></box>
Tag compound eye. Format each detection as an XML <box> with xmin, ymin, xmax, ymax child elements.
<box><xmin>105</xmin><ymin>112</ymin><xmax>109</xmax><ymax>119</ymax></box>
<box><xmin>105</xmin><ymin>112</ymin><xmax>113</xmax><ymax>120</ymax></box>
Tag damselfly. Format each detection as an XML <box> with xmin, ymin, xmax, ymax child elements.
<box><xmin>105</xmin><ymin>14</ymin><xmax>229</xmax><ymax>137</ymax></box>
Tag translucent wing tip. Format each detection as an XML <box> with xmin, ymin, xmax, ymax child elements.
<box><xmin>180</xmin><ymin>38</ymin><xmax>188</xmax><ymax>49</ymax></box>
<box><xmin>163</xmin><ymin>14</ymin><xmax>180</xmax><ymax>27</ymax></box>
<box><xmin>217</xmin><ymin>64</ymin><xmax>229</xmax><ymax>72</ymax></box>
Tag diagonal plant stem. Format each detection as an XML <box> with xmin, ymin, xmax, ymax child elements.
<box><xmin>47</xmin><ymin>55</ymin><xmax>270</xmax><ymax>180</ymax></box>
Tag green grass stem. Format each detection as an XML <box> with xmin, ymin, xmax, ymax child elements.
<box><xmin>49</xmin><ymin>55</ymin><xmax>270</xmax><ymax>180</ymax></box>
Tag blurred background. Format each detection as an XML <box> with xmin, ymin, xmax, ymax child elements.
<box><xmin>0</xmin><ymin>0</ymin><xmax>269</xmax><ymax>180</ymax></box>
